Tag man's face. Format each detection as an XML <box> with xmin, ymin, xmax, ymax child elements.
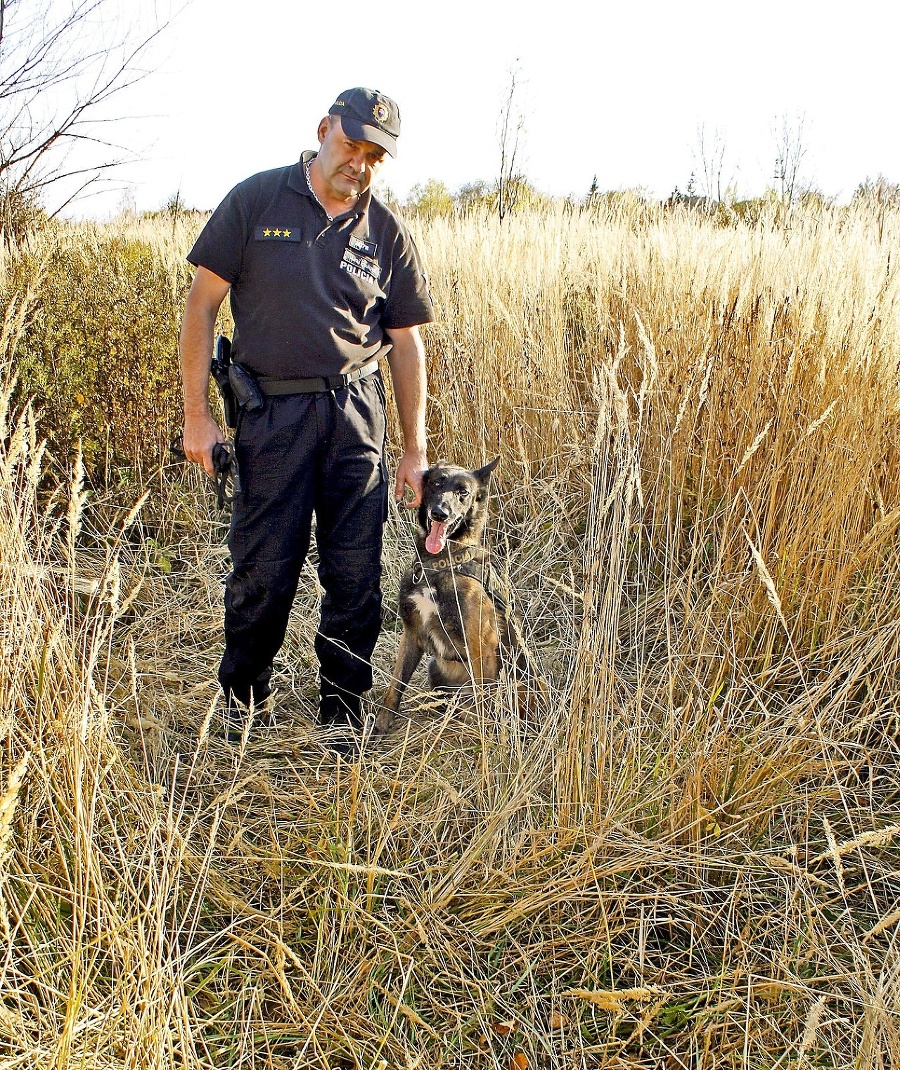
<box><xmin>315</xmin><ymin>116</ymin><xmax>387</xmax><ymax>204</ymax></box>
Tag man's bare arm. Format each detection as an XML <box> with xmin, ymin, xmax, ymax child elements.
<box><xmin>180</xmin><ymin>266</ymin><xmax>232</xmax><ymax>476</ymax></box>
<box><xmin>385</xmin><ymin>325</ymin><xmax>428</xmax><ymax>507</ymax></box>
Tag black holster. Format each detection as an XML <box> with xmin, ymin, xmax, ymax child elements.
<box><xmin>210</xmin><ymin>334</ymin><xmax>238</xmax><ymax>428</ymax></box>
<box><xmin>228</xmin><ymin>362</ymin><xmax>264</xmax><ymax>414</ymax></box>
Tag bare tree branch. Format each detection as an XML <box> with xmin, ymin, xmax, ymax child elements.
<box><xmin>496</xmin><ymin>63</ymin><xmax>528</xmax><ymax>223</ymax></box>
<box><xmin>773</xmin><ymin>113</ymin><xmax>808</xmax><ymax>205</ymax></box>
<box><xmin>693</xmin><ymin>123</ymin><xmax>728</xmax><ymax>204</ymax></box>
<box><xmin>0</xmin><ymin>0</ymin><xmax>172</xmax><ymax>217</ymax></box>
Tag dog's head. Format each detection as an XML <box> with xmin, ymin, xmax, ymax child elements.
<box><xmin>418</xmin><ymin>458</ymin><xmax>499</xmax><ymax>554</ymax></box>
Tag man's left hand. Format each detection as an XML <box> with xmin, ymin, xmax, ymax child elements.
<box><xmin>394</xmin><ymin>449</ymin><xmax>427</xmax><ymax>508</ymax></box>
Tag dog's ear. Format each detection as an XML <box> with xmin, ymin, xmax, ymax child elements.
<box><xmin>422</xmin><ymin>460</ymin><xmax>449</xmax><ymax>486</ymax></box>
<box><xmin>473</xmin><ymin>457</ymin><xmax>500</xmax><ymax>485</ymax></box>
<box><xmin>473</xmin><ymin>457</ymin><xmax>499</xmax><ymax>500</ymax></box>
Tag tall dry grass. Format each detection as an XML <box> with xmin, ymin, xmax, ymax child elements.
<box><xmin>0</xmin><ymin>199</ymin><xmax>899</xmax><ymax>1068</ymax></box>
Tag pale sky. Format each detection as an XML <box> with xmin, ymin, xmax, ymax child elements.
<box><xmin>64</xmin><ymin>0</ymin><xmax>900</xmax><ymax>216</ymax></box>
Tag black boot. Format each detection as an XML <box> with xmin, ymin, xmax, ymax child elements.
<box><xmin>223</xmin><ymin>670</ymin><xmax>273</xmax><ymax>744</ymax></box>
<box><xmin>319</xmin><ymin>685</ymin><xmax>363</xmax><ymax>755</ymax></box>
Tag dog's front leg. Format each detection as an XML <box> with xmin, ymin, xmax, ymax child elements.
<box><xmin>376</xmin><ymin>627</ymin><xmax>424</xmax><ymax>733</ymax></box>
<box><xmin>464</xmin><ymin>611</ymin><xmax>500</xmax><ymax>685</ymax></box>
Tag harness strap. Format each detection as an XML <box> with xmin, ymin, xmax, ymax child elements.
<box><xmin>454</xmin><ymin>561</ymin><xmax>532</xmax><ymax>675</ymax></box>
<box><xmin>411</xmin><ymin>550</ymin><xmax>510</xmax><ymax>616</ymax></box>
<box><xmin>411</xmin><ymin>547</ymin><xmax>483</xmax><ymax>584</ymax></box>
<box><xmin>456</xmin><ymin>560</ymin><xmax>510</xmax><ymax>616</ymax></box>
<box><xmin>411</xmin><ymin>549</ymin><xmax>535</xmax><ymax>674</ymax></box>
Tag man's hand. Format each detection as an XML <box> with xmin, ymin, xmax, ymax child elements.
<box><xmin>385</xmin><ymin>325</ymin><xmax>428</xmax><ymax>509</ymax></box>
<box><xmin>183</xmin><ymin>412</ymin><xmax>227</xmax><ymax>477</ymax></box>
<box><xmin>394</xmin><ymin>448</ymin><xmax>428</xmax><ymax>508</ymax></box>
<box><xmin>179</xmin><ymin>266</ymin><xmax>232</xmax><ymax>476</ymax></box>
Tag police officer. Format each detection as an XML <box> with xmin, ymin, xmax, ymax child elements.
<box><xmin>179</xmin><ymin>88</ymin><xmax>434</xmax><ymax>744</ymax></box>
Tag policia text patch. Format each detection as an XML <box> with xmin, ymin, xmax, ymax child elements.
<box><xmin>340</xmin><ymin>246</ymin><xmax>382</xmax><ymax>283</ymax></box>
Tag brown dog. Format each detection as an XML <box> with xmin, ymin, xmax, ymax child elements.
<box><xmin>376</xmin><ymin>459</ymin><xmax>531</xmax><ymax>732</ymax></box>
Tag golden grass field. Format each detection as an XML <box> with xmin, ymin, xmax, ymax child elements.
<box><xmin>1</xmin><ymin>197</ymin><xmax>899</xmax><ymax>1068</ymax></box>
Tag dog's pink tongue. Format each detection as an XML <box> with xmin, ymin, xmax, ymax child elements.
<box><xmin>426</xmin><ymin>520</ymin><xmax>447</xmax><ymax>554</ymax></box>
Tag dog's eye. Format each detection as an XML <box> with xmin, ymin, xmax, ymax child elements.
<box><xmin>458</xmin><ymin>487</ymin><xmax>470</xmax><ymax>498</ymax></box>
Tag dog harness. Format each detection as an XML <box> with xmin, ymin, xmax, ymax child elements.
<box><xmin>410</xmin><ymin>546</ymin><xmax>510</xmax><ymax>617</ymax></box>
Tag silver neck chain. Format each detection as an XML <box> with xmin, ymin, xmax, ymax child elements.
<box><xmin>305</xmin><ymin>159</ymin><xmax>333</xmax><ymax>223</ymax></box>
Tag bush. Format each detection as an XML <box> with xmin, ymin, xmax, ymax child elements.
<box><xmin>8</xmin><ymin>222</ymin><xmax>196</xmax><ymax>481</ymax></box>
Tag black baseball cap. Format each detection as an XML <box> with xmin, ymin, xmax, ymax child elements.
<box><xmin>329</xmin><ymin>88</ymin><xmax>401</xmax><ymax>157</ymax></box>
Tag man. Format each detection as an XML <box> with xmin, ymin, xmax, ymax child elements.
<box><xmin>179</xmin><ymin>88</ymin><xmax>434</xmax><ymax>745</ymax></box>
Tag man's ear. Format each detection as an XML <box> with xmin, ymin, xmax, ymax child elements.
<box><xmin>473</xmin><ymin>457</ymin><xmax>500</xmax><ymax>484</ymax></box>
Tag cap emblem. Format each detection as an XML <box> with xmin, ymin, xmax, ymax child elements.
<box><xmin>373</xmin><ymin>102</ymin><xmax>390</xmax><ymax>125</ymax></box>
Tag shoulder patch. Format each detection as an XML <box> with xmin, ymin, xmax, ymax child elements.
<box><xmin>254</xmin><ymin>225</ymin><xmax>303</xmax><ymax>242</ymax></box>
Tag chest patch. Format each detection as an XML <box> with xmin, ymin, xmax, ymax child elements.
<box><xmin>341</xmin><ymin>245</ymin><xmax>382</xmax><ymax>283</ymax></box>
<box><xmin>349</xmin><ymin>235</ymin><xmax>377</xmax><ymax>257</ymax></box>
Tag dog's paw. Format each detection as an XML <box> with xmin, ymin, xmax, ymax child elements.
<box><xmin>373</xmin><ymin>707</ymin><xmax>396</xmax><ymax>734</ymax></box>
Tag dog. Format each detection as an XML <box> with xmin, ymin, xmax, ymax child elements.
<box><xmin>376</xmin><ymin>458</ymin><xmax>533</xmax><ymax>732</ymax></box>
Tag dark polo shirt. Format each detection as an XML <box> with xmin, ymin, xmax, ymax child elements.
<box><xmin>187</xmin><ymin>150</ymin><xmax>434</xmax><ymax>379</ymax></box>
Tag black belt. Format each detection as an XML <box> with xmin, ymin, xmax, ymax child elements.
<box><xmin>256</xmin><ymin>361</ymin><xmax>378</xmax><ymax>396</ymax></box>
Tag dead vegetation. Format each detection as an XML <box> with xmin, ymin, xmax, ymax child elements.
<box><xmin>1</xmin><ymin>199</ymin><xmax>899</xmax><ymax>1068</ymax></box>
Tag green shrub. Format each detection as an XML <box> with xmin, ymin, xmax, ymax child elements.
<box><xmin>9</xmin><ymin>223</ymin><xmax>195</xmax><ymax>482</ymax></box>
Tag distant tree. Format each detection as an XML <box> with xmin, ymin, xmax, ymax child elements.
<box><xmin>772</xmin><ymin>113</ymin><xmax>808</xmax><ymax>205</ymax></box>
<box><xmin>496</xmin><ymin>63</ymin><xmax>528</xmax><ymax>222</ymax></box>
<box><xmin>587</xmin><ymin>187</ymin><xmax>651</xmax><ymax>221</ymax></box>
<box><xmin>500</xmin><ymin>175</ymin><xmax>544</xmax><ymax>212</ymax></box>
<box><xmin>586</xmin><ymin>174</ymin><xmax>599</xmax><ymax>206</ymax></box>
<box><xmin>405</xmin><ymin>178</ymin><xmax>454</xmax><ymax>218</ymax></box>
<box><xmin>0</xmin><ymin>0</ymin><xmax>169</xmax><ymax>218</ymax></box>
<box><xmin>373</xmin><ymin>181</ymin><xmax>401</xmax><ymax>211</ymax></box>
<box><xmin>692</xmin><ymin>123</ymin><xmax>727</xmax><ymax>203</ymax></box>
<box><xmin>666</xmin><ymin>181</ymin><xmax>716</xmax><ymax>214</ymax></box>
<box><xmin>853</xmin><ymin>175</ymin><xmax>900</xmax><ymax>206</ymax></box>
<box><xmin>141</xmin><ymin>190</ymin><xmax>202</xmax><ymax>225</ymax></box>
<box><xmin>115</xmin><ymin>185</ymin><xmax>137</xmax><ymax>218</ymax></box>
<box><xmin>163</xmin><ymin>190</ymin><xmax>187</xmax><ymax>216</ymax></box>
<box><xmin>455</xmin><ymin>180</ymin><xmax>493</xmax><ymax>213</ymax></box>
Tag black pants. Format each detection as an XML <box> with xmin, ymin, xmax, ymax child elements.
<box><xmin>218</xmin><ymin>373</ymin><xmax>388</xmax><ymax>706</ymax></box>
